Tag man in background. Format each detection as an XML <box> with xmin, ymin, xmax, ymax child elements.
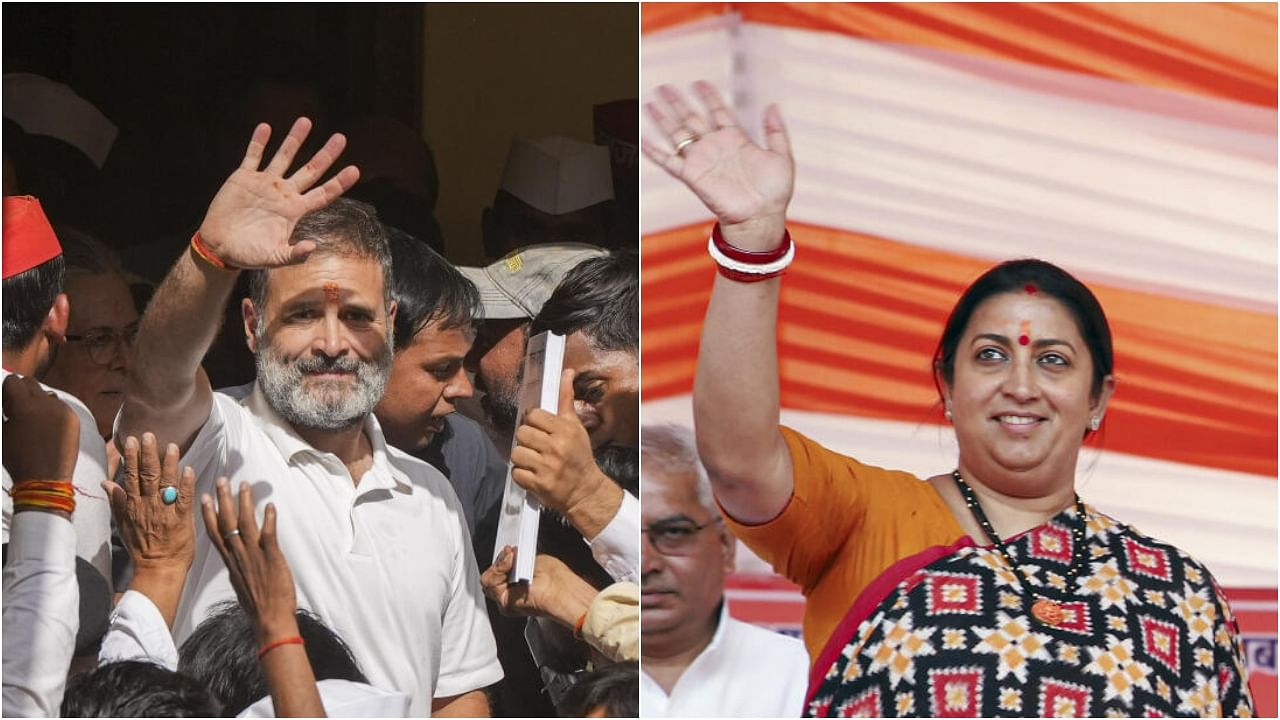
<box><xmin>640</xmin><ymin>424</ymin><xmax>809</xmax><ymax>718</ymax></box>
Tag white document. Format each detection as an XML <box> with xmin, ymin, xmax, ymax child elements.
<box><xmin>493</xmin><ymin>330</ymin><xmax>566</xmax><ymax>582</ymax></box>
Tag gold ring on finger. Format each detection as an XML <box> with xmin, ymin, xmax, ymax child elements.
<box><xmin>674</xmin><ymin>136</ymin><xmax>698</xmax><ymax>155</ymax></box>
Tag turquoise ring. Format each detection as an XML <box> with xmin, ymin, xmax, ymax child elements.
<box><xmin>161</xmin><ymin>486</ymin><xmax>178</xmax><ymax>505</ymax></box>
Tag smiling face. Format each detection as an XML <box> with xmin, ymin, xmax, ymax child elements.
<box><xmin>942</xmin><ymin>292</ymin><xmax>1113</xmax><ymax>497</ymax></box>
<box><xmin>640</xmin><ymin>466</ymin><xmax>732</xmax><ymax>640</ymax></box>
<box><xmin>564</xmin><ymin>332</ymin><xmax>638</xmax><ymax>450</ymax></box>
<box><xmin>42</xmin><ymin>271</ymin><xmax>139</xmax><ymax>439</ymax></box>
<box><xmin>244</xmin><ymin>254</ymin><xmax>396</xmax><ymax>433</ymax></box>
<box><xmin>376</xmin><ymin>320</ymin><xmax>474</xmax><ymax>451</ymax></box>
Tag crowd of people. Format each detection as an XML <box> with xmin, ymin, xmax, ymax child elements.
<box><xmin>4</xmin><ymin>84</ymin><xmax>638</xmax><ymax>718</ymax></box>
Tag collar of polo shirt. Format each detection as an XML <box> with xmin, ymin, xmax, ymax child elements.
<box><xmin>245</xmin><ymin>383</ymin><xmax>409</xmax><ymax>496</ymax></box>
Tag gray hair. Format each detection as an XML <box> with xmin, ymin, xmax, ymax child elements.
<box><xmin>641</xmin><ymin>423</ymin><xmax>719</xmax><ymax>519</ymax></box>
<box><xmin>246</xmin><ymin>198</ymin><xmax>394</xmax><ymax>328</ymax></box>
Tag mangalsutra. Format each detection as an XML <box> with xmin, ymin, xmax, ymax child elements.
<box><xmin>952</xmin><ymin>470</ymin><xmax>1087</xmax><ymax>627</ymax></box>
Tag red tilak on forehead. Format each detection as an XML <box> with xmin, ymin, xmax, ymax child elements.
<box><xmin>1018</xmin><ymin>319</ymin><xmax>1031</xmax><ymax>346</ymax></box>
<box><xmin>323</xmin><ymin>282</ymin><xmax>340</xmax><ymax>302</ymax></box>
<box><xmin>1024</xmin><ymin>283</ymin><xmax>1038</xmax><ymax>295</ymax></box>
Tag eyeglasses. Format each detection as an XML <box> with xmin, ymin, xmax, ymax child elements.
<box><xmin>643</xmin><ymin>517</ymin><xmax>722</xmax><ymax>556</ymax></box>
<box><xmin>64</xmin><ymin>325</ymin><xmax>138</xmax><ymax>367</ymax></box>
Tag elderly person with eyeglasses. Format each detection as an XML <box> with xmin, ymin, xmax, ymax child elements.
<box><xmin>42</xmin><ymin>227</ymin><xmax>141</xmax><ymax>442</ymax></box>
<box><xmin>639</xmin><ymin>423</ymin><xmax>808</xmax><ymax>718</ymax></box>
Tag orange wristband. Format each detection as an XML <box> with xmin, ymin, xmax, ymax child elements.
<box><xmin>574</xmin><ymin>611</ymin><xmax>588</xmax><ymax>639</ymax></box>
<box><xmin>257</xmin><ymin>635</ymin><xmax>304</xmax><ymax>659</ymax></box>
<box><xmin>190</xmin><ymin>232</ymin><xmax>238</xmax><ymax>271</ymax></box>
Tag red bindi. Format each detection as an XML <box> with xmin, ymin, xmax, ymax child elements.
<box><xmin>1018</xmin><ymin>319</ymin><xmax>1031</xmax><ymax>346</ymax></box>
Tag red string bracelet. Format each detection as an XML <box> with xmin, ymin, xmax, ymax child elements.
<box><xmin>573</xmin><ymin>611</ymin><xmax>588</xmax><ymax>639</ymax></box>
<box><xmin>190</xmin><ymin>231</ymin><xmax>239</xmax><ymax>271</ymax></box>
<box><xmin>258</xmin><ymin>635</ymin><xmax>304</xmax><ymax>659</ymax></box>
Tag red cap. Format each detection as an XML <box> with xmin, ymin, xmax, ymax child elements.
<box><xmin>2</xmin><ymin>196</ymin><xmax>62</xmax><ymax>279</ymax></box>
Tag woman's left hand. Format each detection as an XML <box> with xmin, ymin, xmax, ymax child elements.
<box><xmin>200</xmin><ymin>478</ymin><xmax>298</xmax><ymax>643</ymax></box>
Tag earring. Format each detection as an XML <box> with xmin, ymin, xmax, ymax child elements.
<box><xmin>1089</xmin><ymin>416</ymin><xmax>1101</xmax><ymax>431</ymax></box>
<box><xmin>944</xmin><ymin>407</ymin><xmax>953</xmax><ymax>422</ymax></box>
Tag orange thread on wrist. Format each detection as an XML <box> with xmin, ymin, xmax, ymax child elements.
<box><xmin>12</xmin><ymin>481</ymin><xmax>75</xmax><ymax>514</ymax></box>
<box><xmin>257</xmin><ymin>635</ymin><xmax>304</xmax><ymax>659</ymax></box>
<box><xmin>190</xmin><ymin>232</ymin><xmax>239</xmax><ymax>271</ymax></box>
<box><xmin>574</xmin><ymin>611</ymin><xmax>588</xmax><ymax>639</ymax></box>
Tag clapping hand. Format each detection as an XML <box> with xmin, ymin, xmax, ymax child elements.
<box><xmin>201</xmin><ymin>479</ymin><xmax>298</xmax><ymax>644</ymax></box>
<box><xmin>642</xmin><ymin>82</ymin><xmax>794</xmax><ymax>249</ymax></box>
<box><xmin>196</xmin><ymin>117</ymin><xmax>360</xmax><ymax>270</ymax></box>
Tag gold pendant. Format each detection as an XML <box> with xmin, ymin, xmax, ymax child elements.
<box><xmin>1031</xmin><ymin>598</ymin><xmax>1064</xmax><ymax>626</ymax></box>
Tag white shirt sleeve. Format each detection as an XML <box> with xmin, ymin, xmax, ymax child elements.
<box><xmin>64</xmin><ymin>392</ymin><xmax>114</xmax><ymax>653</ymax></box>
<box><xmin>586</xmin><ymin>490</ymin><xmax>639</xmax><ymax>583</ymax></box>
<box><xmin>433</xmin><ymin>517</ymin><xmax>503</xmax><ymax>698</ymax></box>
<box><xmin>97</xmin><ymin>590</ymin><xmax>180</xmax><ymax>671</ymax></box>
<box><xmin>3</xmin><ymin>510</ymin><xmax>80</xmax><ymax>718</ymax></box>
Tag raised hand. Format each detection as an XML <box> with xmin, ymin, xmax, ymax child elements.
<box><xmin>2</xmin><ymin>375</ymin><xmax>79</xmax><ymax>485</ymax></box>
<box><xmin>103</xmin><ymin>434</ymin><xmax>197</xmax><ymax>572</ymax></box>
<box><xmin>642</xmin><ymin>82</ymin><xmax>794</xmax><ymax>249</ymax></box>
<box><xmin>200</xmin><ymin>479</ymin><xmax>298</xmax><ymax>644</ymax></box>
<box><xmin>197</xmin><ymin>117</ymin><xmax>360</xmax><ymax>270</ymax></box>
<box><xmin>102</xmin><ymin>432</ymin><xmax>197</xmax><ymax>627</ymax></box>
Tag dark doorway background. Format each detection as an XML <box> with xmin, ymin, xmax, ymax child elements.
<box><xmin>4</xmin><ymin>3</ymin><xmax>423</xmax><ymax>279</ymax></box>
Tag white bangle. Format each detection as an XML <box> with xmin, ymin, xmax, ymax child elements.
<box><xmin>706</xmin><ymin>236</ymin><xmax>796</xmax><ymax>275</ymax></box>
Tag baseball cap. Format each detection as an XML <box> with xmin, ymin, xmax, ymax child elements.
<box><xmin>460</xmin><ymin>243</ymin><xmax>607</xmax><ymax>320</ymax></box>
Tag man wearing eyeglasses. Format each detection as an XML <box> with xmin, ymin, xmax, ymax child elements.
<box><xmin>640</xmin><ymin>424</ymin><xmax>808</xmax><ymax>718</ymax></box>
<box><xmin>43</xmin><ymin>227</ymin><xmax>141</xmax><ymax>442</ymax></box>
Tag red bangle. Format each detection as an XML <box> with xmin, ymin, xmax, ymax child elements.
<box><xmin>257</xmin><ymin>635</ymin><xmax>304</xmax><ymax>659</ymax></box>
<box><xmin>190</xmin><ymin>231</ymin><xmax>239</xmax><ymax>271</ymax></box>
<box><xmin>573</xmin><ymin>611</ymin><xmax>588</xmax><ymax>639</ymax></box>
<box><xmin>711</xmin><ymin>222</ymin><xmax>791</xmax><ymax>263</ymax></box>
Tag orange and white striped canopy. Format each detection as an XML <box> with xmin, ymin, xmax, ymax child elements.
<box><xmin>641</xmin><ymin>3</ymin><xmax>1276</xmax><ymax>590</ymax></box>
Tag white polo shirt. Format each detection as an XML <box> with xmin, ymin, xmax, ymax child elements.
<box><xmin>170</xmin><ymin>383</ymin><xmax>502</xmax><ymax>717</ymax></box>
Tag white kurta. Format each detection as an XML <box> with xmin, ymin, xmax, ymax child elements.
<box><xmin>641</xmin><ymin>604</ymin><xmax>810</xmax><ymax>718</ymax></box>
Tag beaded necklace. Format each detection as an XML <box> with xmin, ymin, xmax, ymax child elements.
<box><xmin>951</xmin><ymin>469</ymin><xmax>1087</xmax><ymax>627</ymax></box>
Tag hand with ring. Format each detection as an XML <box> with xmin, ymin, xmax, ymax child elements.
<box><xmin>102</xmin><ymin>432</ymin><xmax>198</xmax><ymax>628</ymax></box>
<box><xmin>642</xmin><ymin>81</ymin><xmax>796</xmax><ymax>251</ymax></box>
<box><xmin>201</xmin><ymin>478</ymin><xmax>299</xmax><ymax>646</ymax></box>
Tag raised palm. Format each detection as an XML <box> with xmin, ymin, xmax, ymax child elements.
<box><xmin>643</xmin><ymin>82</ymin><xmax>794</xmax><ymax>231</ymax></box>
<box><xmin>198</xmin><ymin>117</ymin><xmax>360</xmax><ymax>269</ymax></box>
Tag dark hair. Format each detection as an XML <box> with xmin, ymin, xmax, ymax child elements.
<box><xmin>2</xmin><ymin>254</ymin><xmax>65</xmax><ymax>351</ymax></box>
<box><xmin>595</xmin><ymin>443</ymin><xmax>638</xmax><ymax>497</ymax></box>
<box><xmin>54</xmin><ymin>224</ymin><xmax>123</xmax><ymax>277</ymax></box>
<box><xmin>246</xmin><ymin>198</ymin><xmax>394</xmax><ymax>322</ymax></box>
<box><xmin>178</xmin><ymin>602</ymin><xmax>367</xmax><ymax>717</ymax></box>
<box><xmin>385</xmin><ymin>225</ymin><xmax>481</xmax><ymax>349</ymax></box>
<box><xmin>934</xmin><ymin>258</ymin><xmax>1114</xmax><ymax>400</ymax></box>
<box><xmin>61</xmin><ymin>660</ymin><xmax>221</xmax><ymax>717</ymax></box>
<box><xmin>530</xmin><ymin>251</ymin><xmax>637</xmax><ymax>354</ymax></box>
<box><xmin>556</xmin><ymin>662</ymin><xmax>639</xmax><ymax>718</ymax></box>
